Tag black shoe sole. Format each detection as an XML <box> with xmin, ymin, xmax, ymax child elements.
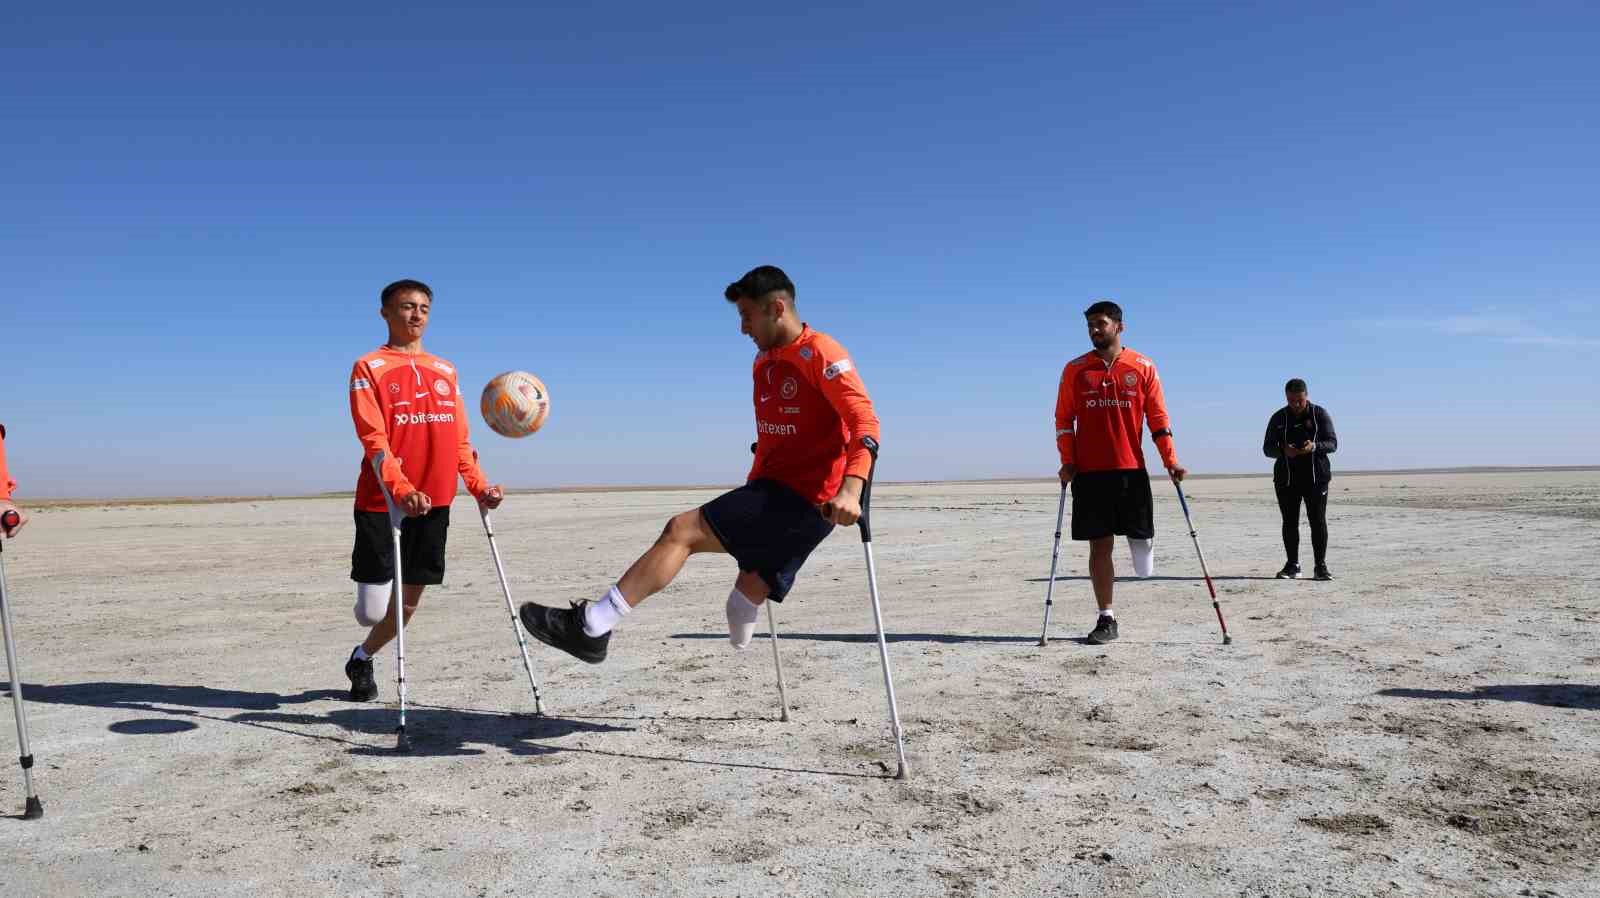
<box><xmin>1275</xmin><ymin>572</ymin><xmax>1300</xmax><ymax>579</ymax></box>
<box><xmin>519</xmin><ymin>603</ymin><xmax>608</xmax><ymax>664</ymax></box>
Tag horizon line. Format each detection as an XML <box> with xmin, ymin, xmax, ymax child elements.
<box><xmin>17</xmin><ymin>464</ymin><xmax>1599</xmax><ymax>510</ymax></box>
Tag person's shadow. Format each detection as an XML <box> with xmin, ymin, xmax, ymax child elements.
<box><xmin>3</xmin><ymin>680</ymin><xmax>626</xmax><ymax>756</ymax></box>
<box><xmin>4</xmin><ymin>682</ymin><xmax>883</xmax><ymax>777</ymax></box>
<box><xmin>1379</xmin><ymin>684</ymin><xmax>1600</xmax><ymax>710</ymax></box>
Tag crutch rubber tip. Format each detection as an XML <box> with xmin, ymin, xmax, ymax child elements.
<box><xmin>1037</xmin><ymin>637</ymin><xmax>1049</xmax><ymax>647</ymax></box>
<box><xmin>893</xmin><ymin>763</ymin><xmax>908</xmax><ymax>781</ymax></box>
<box><xmin>1223</xmin><ymin>634</ymin><xmax>1233</xmax><ymax>645</ymax></box>
<box><xmin>22</xmin><ymin>796</ymin><xmax>43</xmax><ymax>819</ymax></box>
<box><xmin>395</xmin><ymin>732</ymin><xmax>412</xmax><ymax>753</ymax></box>
<box><xmin>779</xmin><ymin>710</ymin><xmax>790</xmax><ymax>723</ymax></box>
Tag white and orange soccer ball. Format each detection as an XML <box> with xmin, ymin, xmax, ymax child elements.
<box><xmin>480</xmin><ymin>371</ymin><xmax>550</xmax><ymax>438</ymax></box>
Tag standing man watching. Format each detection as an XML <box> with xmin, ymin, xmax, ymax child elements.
<box><xmin>1055</xmin><ymin>300</ymin><xmax>1186</xmax><ymax>645</ymax></box>
<box><xmin>514</xmin><ymin>265</ymin><xmax>879</xmax><ymax>663</ymax></box>
<box><xmin>343</xmin><ymin>279</ymin><xmax>504</xmax><ymax>701</ymax></box>
<box><xmin>0</xmin><ymin>425</ymin><xmax>27</xmax><ymax>539</ymax></box>
<box><xmin>1263</xmin><ymin>378</ymin><xmax>1337</xmax><ymax>581</ymax></box>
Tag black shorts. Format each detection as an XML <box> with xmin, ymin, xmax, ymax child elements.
<box><xmin>700</xmin><ymin>479</ymin><xmax>835</xmax><ymax>602</ymax></box>
<box><xmin>1071</xmin><ymin>469</ymin><xmax>1154</xmax><ymax>541</ymax></box>
<box><xmin>351</xmin><ymin>507</ymin><xmax>450</xmax><ymax>586</ymax></box>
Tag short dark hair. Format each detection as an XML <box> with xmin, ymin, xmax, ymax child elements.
<box><xmin>1285</xmin><ymin>378</ymin><xmax>1308</xmax><ymax>394</ymax></box>
<box><xmin>1083</xmin><ymin>300</ymin><xmax>1122</xmax><ymax>322</ymax></box>
<box><xmin>381</xmin><ymin>279</ymin><xmax>433</xmax><ymax>307</ymax></box>
<box><xmin>724</xmin><ymin>265</ymin><xmax>796</xmax><ymax>306</ymax></box>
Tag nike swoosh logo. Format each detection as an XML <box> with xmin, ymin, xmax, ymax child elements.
<box><xmin>415</xmin><ymin>392</ymin><xmax>429</xmax><ymax>399</ymax></box>
<box><xmin>759</xmin><ymin>394</ymin><xmax>771</xmax><ymax>402</ymax></box>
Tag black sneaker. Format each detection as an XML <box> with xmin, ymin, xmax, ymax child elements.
<box><xmin>1312</xmin><ymin>564</ymin><xmax>1333</xmax><ymax>581</ymax></box>
<box><xmin>519</xmin><ymin>601</ymin><xmax>610</xmax><ymax>664</ymax></box>
<box><xmin>1086</xmin><ymin>614</ymin><xmax>1119</xmax><ymax>645</ymax></box>
<box><xmin>345</xmin><ymin>650</ymin><xmax>377</xmax><ymax>702</ymax></box>
<box><xmin>1275</xmin><ymin>563</ymin><xmax>1301</xmax><ymax>579</ymax></box>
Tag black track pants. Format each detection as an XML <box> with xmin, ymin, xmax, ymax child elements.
<box><xmin>1275</xmin><ymin>483</ymin><xmax>1329</xmax><ymax>566</ymax></box>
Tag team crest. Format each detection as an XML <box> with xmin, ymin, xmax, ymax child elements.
<box><xmin>388</xmin><ymin>383</ymin><xmax>401</xmax><ymax>395</ymax></box>
<box><xmin>433</xmin><ymin>378</ymin><xmax>451</xmax><ymax>396</ymax></box>
<box><xmin>781</xmin><ymin>377</ymin><xmax>799</xmax><ymax>400</ymax></box>
<box><xmin>1123</xmin><ymin>373</ymin><xmax>1137</xmax><ymax>388</ymax></box>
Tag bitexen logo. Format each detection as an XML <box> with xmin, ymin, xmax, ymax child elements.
<box><xmin>394</xmin><ymin>412</ymin><xmax>456</xmax><ymax>426</ymax></box>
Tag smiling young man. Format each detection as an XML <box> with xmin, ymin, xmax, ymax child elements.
<box><xmin>516</xmin><ymin>265</ymin><xmax>880</xmax><ymax>664</ymax></box>
<box><xmin>342</xmin><ymin>279</ymin><xmax>504</xmax><ymax>701</ymax></box>
<box><xmin>1263</xmin><ymin>378</ymin><xmax>1337</xmax><ymax>580</ymax></box>
<box><xmin>1055</xmin><ymin>300</ymin><xmax>1186</xmax><ymax>645</ymax></box>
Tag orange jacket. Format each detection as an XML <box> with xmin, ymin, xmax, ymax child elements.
<box><xmin>1055</xmin><ymin>347</ymin><xmax>1178</xmax><ymax>473</ymax></box>
<box><xmin>349</xmin><ymin>347</ymin><xmax>489</xmax><ymax>513</ymax></box>
<box><xmin>749</xmin><ymin>326</ymin><xmax>881</xmax><ymax>505</ymax></box>
<box><xmin>0</xmin><ymin>424</ymin><xmax>13</xmax><ymax>500</ymax></box>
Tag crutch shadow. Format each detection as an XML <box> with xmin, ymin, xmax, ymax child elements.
<box><xmin>1024</xmin><ymin>575</ymin><xmax>1279</xmax><ymax>583</ymax></box>
<box><xmin>5</xmin><ymin>681</ymin><xmax>361</xmax><ymax>746</ymax></box>
<box><xmin>669</xmin><ymin>632</ymin><xmax>1038</xmax><ymax>645</ymax></box>
<box><xmin>1379</xmin><ymin>684</ymin><xmax>1600</xmax><ymax>711</ymax></box>
<box><xmin>397</xmin><ymin>703</ymin><xmax>889</xmax><ymax>778</ymax></box>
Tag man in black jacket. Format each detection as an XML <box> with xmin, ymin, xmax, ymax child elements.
<box><xmin>1263</xmin><ymin>378</ymin><xmax>1337</xmax><ymax>580</ymax></box>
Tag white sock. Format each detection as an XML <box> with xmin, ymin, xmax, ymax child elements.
<box><xmin>1099</xmin><ymin>607</ymin><xmax>1115</xmax><ymax>619</ymax></box>
<box><xmin>1129</xmin><ymin>538</ymin><xmax>1155</xmax><ymax>578</ymax></box>
<box><xmin>726</xmin><ymin>588</ymin><xmax>761</xmax><ymax>650</ymax></box>
<box><xmin>583</xmin><ymin>585</ymin><xmax>630</xmax><ymax>637</ymax></box>
<box><xmin>351</xmin><ymin>645</ymin><xmax>371</xmax><ymax>662</ymax></box>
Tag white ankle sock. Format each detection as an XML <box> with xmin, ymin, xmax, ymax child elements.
<box><xmin>726</xmin><ymin>588</ymin><xmax>761</xmax><ymax>650</ymax></box>
<box><xmin>1099</xmin><ymin>607</ymin><xmax>1115</xmax><ymax>619</ymax></box>
<box><xmin>1129</xmin><ymin>538</ymin><xmax>1155</xmax><ymax>577</ymax></box>
<box><xmin>351</xmin><ymin>645</ymin><xmax>371</xmax><ymax>661</ymax></box>
<box><xmin>583</xmin><ymin>585</ymin><xmax>631</xmax><ymax>637</ymax></box>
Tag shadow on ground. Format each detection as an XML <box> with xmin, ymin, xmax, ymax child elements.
<box><xmin>671</xmin><ymin>632</ymin><xmax>1037</xmax><ymax>645</ymax></box>
<box><xmin>1379</xmin><ymin>684</ymin><xmax>1600</xmax><ymax>710</ymax></box>
<box><xmin>4</xmin><ymin>681</ymin><xmax>888</xmax><ymax>778</ymax></box>
<box><xmin>1023</xmin><ymin>575</ymin><xmax>1281</xmax><ymax>583</ymax></box>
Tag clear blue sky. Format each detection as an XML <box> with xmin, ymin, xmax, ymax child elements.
<box><xmin>3</xmin><ymin>2</ymin><xmax>1596</xmax><ymax>497</ymax></box>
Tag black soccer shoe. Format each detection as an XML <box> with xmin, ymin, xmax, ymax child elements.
<box><xmin>345</xmin><ymin>650</ymin><xmax>378</xmax><ymax>702</ymax></box>
<box><xmin>1086</xmin><ymin>614</ymin><xmax>1119</xmax><ymax>646</ymax></box>
<box><xmin>1275</xmin><ymin>563</ymin><xmax>1301</xmax><ymax>580</ymax></box>
<box><xmin>1312</xmin><ymin>564</ymin><xmax>1334</xmax><ymax>581</ymax></box>
<box><xmin>519</xmin><ymin>601</ymin><xmax>610</xmax><ymax>664</ymax></box>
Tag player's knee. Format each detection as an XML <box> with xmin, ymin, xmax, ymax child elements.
<box><xmin>661</xmin><ymin>510</ymin><xmax>705</xmax><ymax>547</ymax></box>
<box><xmin>354</xmin><ymin>582</ymin><xmax>391</xmax><ymax>626</ymax></box>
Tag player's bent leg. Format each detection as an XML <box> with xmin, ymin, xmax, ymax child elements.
<box><xmin>615</xmin><ymin>509</ymin><xmax>728</xmax><ymax>607</ymax></box>
<box><xmin>726</xmin><ymin>570</ymin><xmax>772</xmax><ymax>650</ymax></box>
<box><xmin>518</xmin><ymin>507</ymin><xmax>729</xmax><ymax>665</ymax></box>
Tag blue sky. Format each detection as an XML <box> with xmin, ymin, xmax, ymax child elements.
<box><xmin>3</xmin><ymin>2</ymin><xmax>1596</xmax><ymax>497</ymax></box>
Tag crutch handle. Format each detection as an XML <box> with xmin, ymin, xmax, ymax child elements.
<box><xmin>1</xmin><ymin>510</ymin><xmax>17</xmax><ymax>533</ymax></box>
<box><xmin>857</xmin><ymin>437</ymin><xmax>880</xmax><ymax>543</ymax></box>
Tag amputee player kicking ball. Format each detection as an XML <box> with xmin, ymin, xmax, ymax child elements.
<box><xmin>343</xmin><ymin>279</ymin><xmax>504</xmax><ymax>700</ymax></box>
<box><xmin>517</xmin><ymin>265</ymin><xmax>880</xmax><ymax>662</ymax></box>
<box><xmin>1055</xmin><ymin>300</ymin><xmax>1186</xmax><ymax>645</ymax></box>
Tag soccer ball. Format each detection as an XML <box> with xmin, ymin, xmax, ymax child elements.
<box><xmin>480</xmin><ymin>371</ymin><xmax>550</xmax><ymax>438</ymax></box>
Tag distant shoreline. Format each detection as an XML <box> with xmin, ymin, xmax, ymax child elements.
<box><xmin>19</xmin><ymin>465</ymin><xmax>1599</xmax><ymax>509</ymax></box>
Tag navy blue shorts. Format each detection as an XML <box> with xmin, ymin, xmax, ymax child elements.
<box><xmin>701</xmin><ymin>479</ymin><xmax>835</xmax><ymax>602</ymax></box>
